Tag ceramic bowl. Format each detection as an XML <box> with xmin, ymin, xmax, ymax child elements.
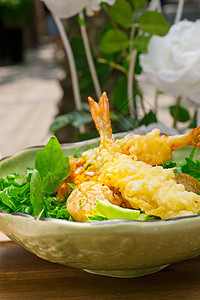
<box><xmin>1</xmin><ymin>138</ymin><xmax>200</xmax><ymax>278</ymax></box>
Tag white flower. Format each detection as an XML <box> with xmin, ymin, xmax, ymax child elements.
<box><xmin>43</xmin><ymin>0</ymin><xmax>88</xmax><ymax>18</ymax></box>
<box><xmin>86</xmin><ymin>0</ymin><xmax>116</xmax><ymax>16</ymax></box>
<box><xmin>140</xmin><ymin>20</ymin><xmax>200</xmax><ymax>103</ymax></box>
<box><xmin>43</xmin><ymin>0</ymin><xmax>116</xmax><ymax>19</ymax></box>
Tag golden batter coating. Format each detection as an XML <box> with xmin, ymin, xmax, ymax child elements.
<box><xmin>61</xmin><ymin>92</ymin><xmax>200</xmax><ymax>222</ymax></box>
<box><xmin>66</xmin><ymin>181</ymin><xmax>118</xmax><ymax>222</ymax></box>
<box><xmin>99</xmin><ymin>154</ymin><xmax>200</xmax><ymax>219</ymax></box>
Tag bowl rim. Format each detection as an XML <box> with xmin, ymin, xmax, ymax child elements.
<box><xmin>0</xmin><ymin>137</ymin><xmax>200</xmax><ymax>226</ymax></box>
<box><xmin>1</xmin><ymin>208</ymin><xmax>200</xmax><ymax>226</ymax></box>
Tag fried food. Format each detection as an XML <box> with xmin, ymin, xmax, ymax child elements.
<box><xmin>66</xmin><ymin>181</ymin><xmax>120</xmax><ymax>222</ymax></box>
<box><xmin>83</xmin><ymin>92</ymin><xmax>200</xmax><ymax>166</ymax></box>
<box><xmin>99</xmin><ymin>154</ymin><xmax>200</xmax><ymax>219</ymax></box>
<box><xmin>60</xmin><ymin>92</ymin><xmax>200</xmax><ymax>221</ymax></box>
<box><xmin>88</xmin><ymin>93</ymin><xmax>114</xmax><ymax>147</ymax></box>
<box><xmin>115</xmin><ymin>127</ymin><xmax>200</xmax><ymax>165</ymax></box>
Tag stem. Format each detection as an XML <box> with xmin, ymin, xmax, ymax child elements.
<box><xmin>174</xmin><ymin>0</ymin><xmax>185</xmax><ymax>23</ymax></box>
<box><xmin>127</xmin><ymin>12</ymin><xmax>138</xmax><ymax>119</ymax></box>
<box><xmin>79</xmin><ymin>12</ymin><xmax>102</xmax><ymax>99</ymax></box>
<box><xmin>136</xmin><ymin>80</ymin><xmax>146</xmax><ymax>115</ymax></box>
<box><xmin>140</xmin><ymin>94</ymin><xmax>146</xmax><ymax>116</ymax></box>
<box><xmin>129</xmin><ymin>23</ymin><xmax>135</xmax><ymax>54</ymax></box>
<box><xmin>97</xmin><ymin>58</ymin><xmax>128</xmax><ymax>74</ymax></box>
<box><xmin>147</xmin><ymin>0</ymin><xmax>162</xmax><ymax>12</ymax></box>
<box><xmin>127</xmin><ymin>48</ymin><xmax>137</xmax><ymax>119</ymax></box>
<box><xmin>156</xmin><ymin>0</ymin><xmax>162</xmax><ymax>12</ymax></box>
<box><xmin>102</xmin><ymin>3</ymin><xmax>118</xmax><ymax>30</ymax></box>
<box><xmin>173</xmin><ymin>96</ymin><xmax>181</xmax><ymax>128</ymax></box>
<box><xmin>154</xmin><ymin>90</ymin><xmax>159</xmax><ymax>114</ymax></box>
<box><xmin>53</xmin><ymin>16</ymin><xmax>85</xmax><ymax>133</ymax></box>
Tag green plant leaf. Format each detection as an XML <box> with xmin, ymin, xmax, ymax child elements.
<box><xmin>72</xmin><ymin>112</ymin><xmax>93</xmax><ymax>128</ymax></box>
<box><xmin>56</xmin><ymin>206</ymin><xmax>71</xmax><ymax>220</ymax></box>
<box><xmin>109</xmin><ymin>0</ymin><xmax>133</xmax><ymax>29</ymax></box>
<box><xmin>113</xmin><ymin>76</ymin><xmax>129</xmax><ymax>112</ymax></box>
<box><xmin>70</xmin><ymin>36</ymin><xmax>89</xmax><ymax>72</ymax></box>
<box><xmin>0</xmin><ymin>141</ymin><xmax>73</xmax><ymax>220</ymax></box>
<box><xmin>75</xmin><ymin>131</ymin><xmax>98</xmax><ymax>142</ymax></box>
<box><xmin>81</xmin><ymin>102</ymin><xmax>90</xmax><ymax>112</ymax></box>
<box><xmin>41</xmin><ymin>172</ymin><xmax>61</xmax><ymax>196</ymax></box>
<box><xmin>110</xmin><ymin>111</ymin><xmax>136</xmax><ymax>131</ymax></box>
<box><xmin>134</xmin><ymin>52</ymin><xmax>142</xmax><ymax>75</ymax></box>
<box><xmin>79</xmin><ymin>71</ymin><xmax>95</xmax><ymax>94</ymax></box>
<box><xmin>169</xmin><ymin>105</ymin><xmax>190</xmax><ymax>123</ymax></box>
<box><xmin>181</xmin><ymin>158</ymin><xmax>200</xmax><ymax>180</ymax></box>
<box><xmin>30</xmin><ymin>169</ymin><xmax>43</xmax><ymax>216</ymax></box>
<box><xmin>130</xmin><ymin>0</ymin><xmax>148</xmax><ymax>11</ymax></box>
<box><xmin>133</xmin><ymin>35</ymin><xmax>151</xmax><ymax>52</ymax></box>
<box><xmin>189</xmin><ymin>110</ymin><xmax>197</xmax><ymax>128</ymax></box>
<box><xmin>0</xmin><ymin>179</ymin><xmax>30</xmax><ymax>212</ymax></box>
<box><xmin>73</xmin><ymin>148</ymin><xmax>82</xmax><ymax>158</ymax></box>
<box><xmin>35</xmin><ymin>136</ymin><xmax>70</xmax><ymax>195</ymax></box>
<box><xmin>70</xmin><ymin>36</ymin><xmax>86</xmax><ymax>56</ymax></box>
<box><xmin>49</xmin><ymin>111</ymin><xmax>78</xmax><ymax>133</ymax></box>
<box><xmin>49</xmin><ymin>111</ymin><xmax>93</xmax><ymax>133</ymax></box>
<box><xmin>79</xmin><ymin>63</ymin><xmax>110</xmax><ymax>95</ymax></box>
<box><xmin>0</xmin><ymin>0</ymin><xmax>34</xmax><ymax>27</ymax></box>
<box><xmin>100</xmin><ymin>29</ymin><xmax>129</xmax><ymax>54</ymax></box>
<box><xmin>0</xmin><ymin>186</ymin><xmax>18</xmax><ymax>210</ymax></box>
<box><xmin>138</xmin><ymin>110</ymin><xmax>157</xmax><ymax>126</ymax></box>
<box><xmin>137</xmin><ymin>11</ymin><xmax>170</xmax><ymax>36</ymax></box>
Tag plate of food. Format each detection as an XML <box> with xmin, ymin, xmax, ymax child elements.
<box><xmin>1</xmin><ymin>92</ymin><xmax>200</xmax><ymax>278</ymax></box>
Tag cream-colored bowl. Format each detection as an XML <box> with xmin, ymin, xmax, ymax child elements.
<box><xmin>0</xmin><ymin>138</ymin><xmax>200</xmax><ymax>278</ymax></box>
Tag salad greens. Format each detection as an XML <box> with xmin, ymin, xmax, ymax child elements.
<box><xmin>0</xmin><ymin>137</ymin><xmax>200</xmax><ymax>222</ymax></box>
<box><xmin>35</xmin><ymin>136</ymin><xmax>70</xmax><ymax>195</ymax></box>
<box><xmin>0</xmin><ymin>136</ymin><xmax>71</xmax><ymax>220</ymax></box>
<box><xmin>162</xmin><ymin>148</ymin><xmax>200</xmax><ymax>181</ymax></box>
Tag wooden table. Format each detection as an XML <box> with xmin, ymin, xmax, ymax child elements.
<box><xmin>1</xmin><ymin>239</ymin><xmax>200</xmax><ymax>299</ymax></box>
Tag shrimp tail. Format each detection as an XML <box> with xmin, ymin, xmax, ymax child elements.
<box><xmin>88</xmin><ymin>92</ymin><xmax>114</xmax><ymax>145</ymax></box>
<box><xmin>168</xmin><ymin>126</ymin><xmax>200</xmax><ymax>151</ymax></box>
<box><xmin>189</xmin><ymin>126</ymin><xmax>200</xmax><ymax>148</ymax></box>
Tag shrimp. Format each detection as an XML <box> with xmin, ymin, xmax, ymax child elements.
<box><xmin>98</xmin><ymin>153</ymin><xmax>200</xmax><ymax>219</ymax></box>
<box><xmin>61</xmin><ymin>92</ymin><xmax>200</xmax><ymax>221</ymax></box>
<box><xmin>81</xmin><ymin>93</ymin><xmax>117</xmax><ymax>172</ymax></box>
<box><xmin>66</xmin><ymin>181</ymin><xmax>122</xmax><ymax>222</ymax></box>
<box><xmin>115</xmin><ymin>127</ymin><xmax>200</xmax><ymax>165</ymax></box>
<box><xmin>84</xmin><ymin>92</ymin><xmax>200</xmax><ymax>166</ymax></box>
<box><xmin>88</xmin><ymin>92</ymin><xmax>114</xmax><ymax>147</ymax></box>
<box><xmin>67</xmin><ymin>154</ymin><xmax>200</xmax><ymax>221</ymax></box>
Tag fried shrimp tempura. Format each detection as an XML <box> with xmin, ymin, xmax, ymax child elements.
<box><xmin>99</xmin><ymin>154</ymin><xmax>200</xmax><ymax>219</ymax></box>
<box><xmin>88</xmin><ymin>93</ymin><xmax>114</xmax><ymax>147</ymax></box>
<box><xmin>115</xmin><ymin>127</ymin><xmax>200</xmax><ymax>165</ymax></box>
<box><xmin>66</xmin><ymin>181</ymin><xmax>120</xmax><ymax>222</ymax></box>
<box><xmin>83</xmin><ymin>92</ymin><xmax>200</xmax><ymax>166</ymax></box>
<box><xmin>61</xmin><ymin>92</ymin><xmax>200</xmax><ymax>222</ymax></box>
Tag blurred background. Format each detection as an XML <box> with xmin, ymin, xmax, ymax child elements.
<box><xmin>0</xmin><ymin>0</ymin><xmax>200</xmax><ymax>157</ymax></box>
